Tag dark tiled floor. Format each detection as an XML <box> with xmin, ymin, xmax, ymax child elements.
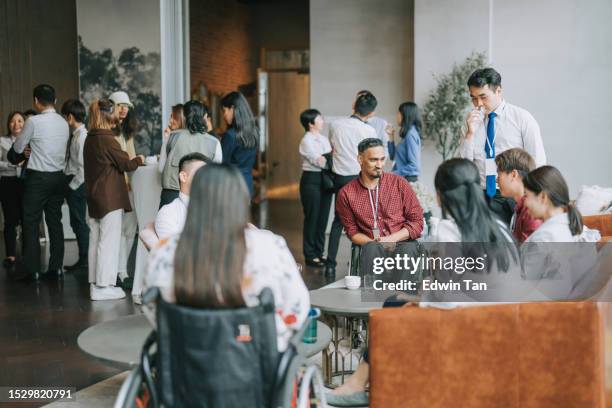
<box><xmin>0</xmin><ymin>198</ymin><xmax>350</xmax><ymax>407</ymax></box>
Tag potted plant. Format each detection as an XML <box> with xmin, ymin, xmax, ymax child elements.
<box><xmin>423</xmin><ymin>52</ymin><xmax>487</xmax><ymax>160</ymax></box>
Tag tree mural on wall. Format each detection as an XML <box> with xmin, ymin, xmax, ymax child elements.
<box><xmin>79</xmin><ymin>36</ymin><xmax>162</xmax><ymax>155</ymax></box>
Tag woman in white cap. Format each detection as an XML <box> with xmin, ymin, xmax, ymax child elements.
<box><xmin>109</xmin><ymin>90</ymin><xmax>139</xmax><ymax>290</ymax></box>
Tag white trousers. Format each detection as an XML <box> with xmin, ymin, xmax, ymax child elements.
<box><xmin>118</xmin><ymin>192</ymin><xmax>138</xmax><ymax>278</ymax></box>
<box><xmin>88</xmin><ymin>208</ymin><xmax>123</xmax><ymax>287</ymax></box>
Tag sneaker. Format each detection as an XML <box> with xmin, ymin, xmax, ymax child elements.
<box><xmin>132</xmin><ymin>294</ymin><xmax>143</xmax><ymax>305</ymax></box>
<box><xmin>90</xmin><ymin>284</ymin><xmax>127</xmax><ymax>301</ymax></box>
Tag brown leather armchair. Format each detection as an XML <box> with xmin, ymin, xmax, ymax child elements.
<box><xmin>583</xmin><ymin>214</ymin><xmax>612</xmax><ymax>243</ymax></box>
<box><xmin>369</xmin><ymin>302</ymin><xmax>604</xmax><ymax>408</ymax></box>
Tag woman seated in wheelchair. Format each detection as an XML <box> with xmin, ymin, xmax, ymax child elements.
<box><xmin>145</xmin><ymin>163</ymin><xmax>310</xmax><ymax>352</ymax></box>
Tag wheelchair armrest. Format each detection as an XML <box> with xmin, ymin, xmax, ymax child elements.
<box><xmin>272</xmin><ymin>343</ymin><xmax>305</xmax><ymax>408</ymax></box>
<box><xmin>140</xmin><ymin>331</ymin><xmax>159</xmax><ymax>408</ymax></box>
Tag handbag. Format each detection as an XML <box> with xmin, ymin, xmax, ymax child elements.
<box><xmin>321</xmin><ymin>153</ymin><xmax>335</xmax><ymax>193</ymax></box>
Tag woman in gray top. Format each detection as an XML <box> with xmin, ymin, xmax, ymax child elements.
<box><xmin>160</xmin><ymin>101</ymin><xmax>222</xmax><ymax>207</ymax></box>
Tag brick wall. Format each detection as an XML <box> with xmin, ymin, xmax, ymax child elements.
<box><xmin>190</xmin><ymin>0</ymin><xmax>257</xmax><ymax>95</ymax></box>
<box><xmin>189</xmin><ymin>0</ymin><xmax>309</xmax><ymax>97</ymax></box>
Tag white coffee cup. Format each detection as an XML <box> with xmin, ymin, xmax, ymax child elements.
<box><xmin>344</xmin><ymin>275</ymin><xmax>361</xmax><ymax>290</ymax></box>
<box><xmin>145</xmin><ymin>155</ymin><xmax>158</xmax><ymax>165</ymax></box>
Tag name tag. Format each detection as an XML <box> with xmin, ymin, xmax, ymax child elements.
<box><xmin>485</xmin><ymin>158</ymin><xmax>497</xmax><ymax>176</ymax></box>
<box><xmin>372</xmin><ymin>228</ymin><xmax>380</xmax><ymax>240</ymax></box>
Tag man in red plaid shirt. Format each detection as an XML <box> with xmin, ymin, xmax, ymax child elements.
<box><xmin>327</xmin><ymin>137</ymin><xmax>424</xmax><ymax>407</ymax></box>
<box><xmin>335</xmin><ymin>138</ymin><xmax>424</xmax><ymax>245</ymax></box>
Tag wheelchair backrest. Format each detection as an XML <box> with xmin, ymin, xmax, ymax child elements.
<box><xmin>155</xmin><ymin>288</ymin><xmax>280</xmax><ymax>408</ymax></box>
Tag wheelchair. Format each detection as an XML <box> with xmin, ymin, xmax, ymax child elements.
<box><xmin>114</xmin><ymin>287</ymin><xmax>326</xmax><ymax>408</ymax></box>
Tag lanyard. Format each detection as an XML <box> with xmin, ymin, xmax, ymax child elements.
<box><xmin>367</xmin><ymin>185</ymin><xmax>379</xmax><ymax>229</ymax></box>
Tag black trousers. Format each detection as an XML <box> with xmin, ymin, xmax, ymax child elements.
<box><xmin>22</xmin><ymin>170</ymin><xmax>65</xmax><ymax>274</ymax></box>
<box><xmin>159</xmin><ymin>188</ymin><xmax>180</xmax><ymax>209</ymax></box>
<box><xmin>0</xmin><ymin>176</ymin><xmax>24</xmax><ymax>257</ymax></box>
<box><xmin>484</xmin><ymin>189</ymin><xmax>515</xmax><ymax>227</ymax></box>
<box><xmin>65</xmin><ymin>177</ymin><xmax>90</xmax><ymax>261</ymax></box>
<box><xmin>300</xmin><ymin>171</ymin><xmax>333</xmax><ymax>260</ymax></box>
<box><xmin>326</xmin><ymin>173</ymin><xmax>358</xmax><ymax>267</ymax></box>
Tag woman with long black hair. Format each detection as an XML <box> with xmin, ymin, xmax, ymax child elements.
<box><xmin>0</xmin><ymin>111</ymin><xmax>26</xmax><ymax>266</ymax></box>
<box><xmin>109</xmin><ymin>91</ymin><xmax>140</xmax><ymax>285</ymax></box>
<box><xmin>220</xmin><ymin>91</ymin><xmax>259</xmax><ymax>197</ymax></box>
<box><xmin>430</xmin><ymin>158</ymin><xmax>518</xmax><ymax>277</ymax></box>
<box><xmin>387</xmin><ymin>101</ymin><xmax>422</xmax><ymax>182</ymax></box>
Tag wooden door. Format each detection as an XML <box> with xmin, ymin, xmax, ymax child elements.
<box><xmin>266</xmin><ymin>71</ymin><xmax>310</xmax><ymax>197</ymax></box>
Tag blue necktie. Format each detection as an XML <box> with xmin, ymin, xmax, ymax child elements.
<box><xmin>485</xmin><ymin>112</ymin><xmax>497</xmax><ymax>198</ymax></box>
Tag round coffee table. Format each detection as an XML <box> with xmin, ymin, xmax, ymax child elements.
<box><xmin>309</xmin><ymin>287</ymin><xmax>384</xmax><ymax>387</ymax></box>
<box><xmin>310</xmin><ymin>287</ymin><xmax>383</xmax><ymax>316</ymax></box>
<box><xmin>78</xmin><ymin>313</ymin><xmax>332</xmax><ymax>369</ymax></box>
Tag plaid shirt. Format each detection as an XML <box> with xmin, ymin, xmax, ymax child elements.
<box><xmin>336</xmin><ymin>172</ymin><xmax>424</xmax><ymax>240</ymax></box>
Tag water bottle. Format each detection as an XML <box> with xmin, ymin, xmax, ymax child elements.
<box><xmin>302</xmin><ymin>308</ymin><xmax>321</xmax><ymax>344</ymax></box>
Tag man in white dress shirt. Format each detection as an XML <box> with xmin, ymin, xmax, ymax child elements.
<box><xmin>154</xmin><ymin>153</ymin><xmax>209</xmax><ymax>239</ymax></box>
<box><xmin>61</xmin><ymin>99</ymin><xmax>90</xmax><ymax>271</ymax></box>
<box><xmin>355</xmin><ymin>90</ymin><xmax>389</xmax><ymax>156</ymax></box>
<box><xmin>325</xmin><ymin>92</ymin><xmax>378</xmax><ymax>275</ymax></box>
<box><xmin>459</xmin><ymin>68</ymin><xmax>546</xmax><ymax>224</ymax></box>
<box><xmin>11</xmin><ymin>84</ymin><xmax>69</xmax><ymax>281</ymax></box>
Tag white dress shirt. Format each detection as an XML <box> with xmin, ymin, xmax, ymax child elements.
<box><xmin>330</xmin><ymin>117</ymin><xmax>377</xmax><ymax>176</ymax></box>
<box><xmin>13</xmin><ymin>108</ymin><xmax>69</xmax><ymax>172</ymax></box>
<box><xmin>65</xmin><ymin>125</ymin><xmax>88</xmax><ymax>190</ymax></box>
<box><xmin>367</xmin><ymin>116</ymin><xmax>389</xmax><ymax>155</ymax></box>
<box><xmin>155</xmin><ymin>192</ymin><xmax>189</xmax><ymax>239</ymax></box>
<box><xmin>458</xmin><ymin>100</ymin><xmax>546</xmax><ymax>187</ymax></box>
<box><xmin>0</xmin><ymin>135</ymin><xmax>18</xmax><ymax>177</ymax></box>
<box><xmin>299</xmin><ymin>131</ymin><xmax>331</xmax><ymax>172</ymax></box>
<box><xmin>523</xmin><ymin>213</ymin><xmax>575</xmax><ymax>243</ymax></box>
<box><xmin>520</xmin><ymin>213</ymin><xmax>596</xmax><ymax>300</ymax></box>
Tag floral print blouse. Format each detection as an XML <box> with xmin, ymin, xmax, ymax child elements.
<box><xmin>145</xmin><ymin>226</ymin><xmax>311</xmax><ymax>352</ymax></box>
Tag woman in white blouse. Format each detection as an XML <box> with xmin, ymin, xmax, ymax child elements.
<box><xmin>146</xmin><ymin>163</ymin><xmax>310</xmax><ymax>352</ymax></box>
<box><xmin>522</xmin><ymin>165</ymin><xmax>583</xmax><ymax>243</ymax></box>
<box><xmin>520</xmin><ymin>166</ymin><xmax>596</xmax><ymax>299</ymax></box>
<box><xmin>298</xmin><ymin>109</ymin><xmax>332</xmax><ymax>268</ymax></box>
<box><xmin>0</xmin><ymin>111</ymin><xmax>26</xmax><ymax>267</ymax></box>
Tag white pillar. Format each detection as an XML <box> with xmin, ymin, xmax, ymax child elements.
<box><xmin>160</xmin><ymin>0</ymin><xmax>190</xmax><ymax>134</ymax></box>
